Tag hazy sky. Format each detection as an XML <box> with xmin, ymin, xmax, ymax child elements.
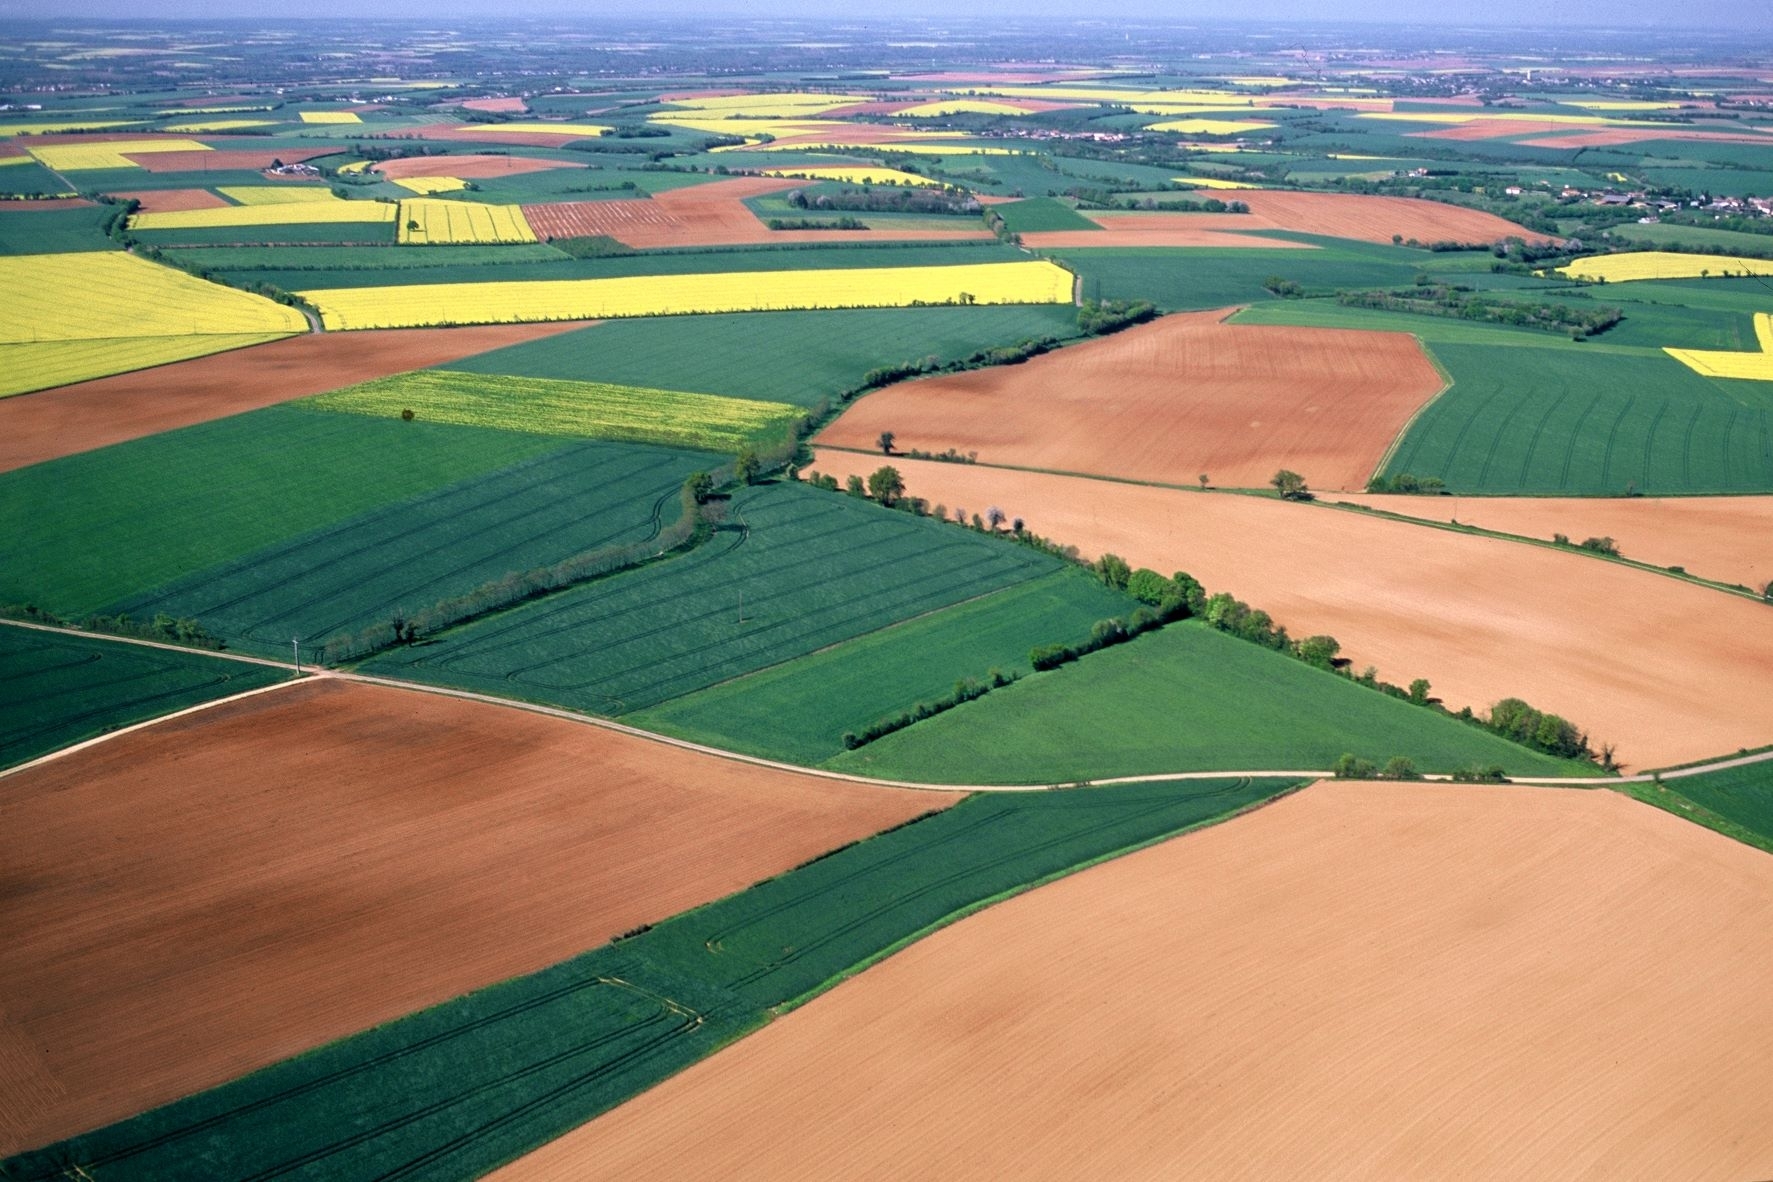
<box><xmin>9</xmin><ymin>0</ymin><xmax>1773</xmax><ymax>28</ymax></box>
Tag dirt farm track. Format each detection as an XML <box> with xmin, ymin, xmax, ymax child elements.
<box><xmin>806</xmin><ymin>452</ymin><xmax>1773</xmax><ymax>769</ymax></box>
<box><xmin>0</xmin><ymin>680</ymin><xmax>941</xmax><ymax>1154</ymax></box>
<box><xmin>495</xmin><ymin>781</ymin><xmax>1773</xmax><ymax>1182</ymax></box>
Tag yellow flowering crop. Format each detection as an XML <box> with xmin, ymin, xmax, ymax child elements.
<box><xmin>396</xmin><ymin>197</ymin><xmax>535</xmax><ymax>243</ymax></box>
<box><xmin>30</xmin><ymin>138</ymin><xmax>210</xmax><ymax>170</ymax></box>
<box><xmin>217</xmin><ymin>185</ymin><xmax>342</xmax><ymax>205</ymax></box>
<box><xmin>131</xmin><ymin>201</ymin><xmax>396</xmax><ymax>230</ymax></box>
<box><xmin>1558</xmin><ymin>252</ymin><xmax>1773</xmax><ymax>283</ymax></box>
<box><xmin>300</xmin><ymin>111</ymin><xmax>362</xmax><ymax>124</ymax></box>
<box><xmin>390</xmin><ymin>176</ymin><xmax>469</xmax><ymax>195</ymax></box>
<box><xmin>760</xmin><ymin>166</ymin><xmax>940</xmax><ymax>187</ymax></box>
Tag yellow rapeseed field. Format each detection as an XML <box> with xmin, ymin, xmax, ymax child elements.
<box><xmin>658</xmin><ymin>92</ymin><xmax>870</xmax><ymax>117</ymax></box>
<box><xmin>130</xmin><ymin>201</ymin><xmax>397</xmax><ymax>230</ymax></box>
<box><xmin>337</xmin><ymin>160</ymin><xmax>373</xmax><ymax>174</ymax></box>
<box><xmin>397</xmin><ymin>197</ymin><xmax>535</xmax><ymax>244</ymax></box>
<box><xmin>751</xmin><ymin>140</ymin><xmax>1012</xmax><ymax>155</ymax></box>
<box><xmin>0</xmin><ymin>120</ymin><xmax>137</xmax><ymax>136</ymax></box>
<box><xmin>391</xmin><ymin>176</ymin><xmax>469</xmax><ymax>195</ymax></box>
<box><xmin>1558</xmin><ymin>252</ymin><xmax>1773</xmax><ymax>283</ymax></box>
<box><xmin>0</xmin><ymin>334</ymin><xmax>289</xmax><ymax>399</ymax></box>
<box><xmin>1146</xmin><ymin>118</ymin><xmax>1274</xmax><ymax>135</ymax></box>
<box><xmin>300</xmin><ymin>111</ymin><xmax>362</xmax><ymax>124</ymax></box>
<box><xmin>760</xmin><ymin>166</ymin><xmax>940</xmax><ymax>187</ymax></box>
<box><xmin>1171</xmin><ymin>176</ymin><xmax>1260</xmax><ymax>189</ymax></box>
<box><xmin>1664</xmin><ymin>313</ymin><xmax>1773</xmax><ymax>381</ymax></box>
<box><xmin>30</xmin><ymin>138</ymin><xmax>210</xmax><ymax>170</ymax></box>
<box><xmin>0</xmin><ymin>252</ymin><xmax>308</xmax><ymax>342</ymax></box>
<box><xmin>161</xmin><ymin>119</ymin><xmax>275</xmax><ymax>133</ymax></box>
<box><xmin>217</xmin><ymin>185</ymin><xmax>342</xmax><ymax>205</ymax></box>
<box><xmin>894</xmin><ymin>100</ymin><xmax>1033</xmax><ymax>117</ymax></box>
<box><xmin>465</xmin><ymin>121</ymin><xmax>610</xmax><ymax>137</ymax></box>
<box><xmin>298</xmin><ymin>260</ymin><xmax>1075</xmax><ymax>330</ymax></box>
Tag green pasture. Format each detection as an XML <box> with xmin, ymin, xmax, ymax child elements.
<box><xmin>448</xmin><ymin>303</ymin><xmax>1082</xmax><ymax>407</ymax></box>
<box><xmin>1631</xmin><ymin>762</ymin><xmax>1773</xmax><ymax>855</ymax></box>
<box><xmin>365</xmin><ymin>481</ymin><xmax>1063</xmax><ymax>714</ymax></box>
<box><xmin>632</xmin><ymin>568</ymin><xmax>1133</xmax><ymax>765</ymax></box>
<box><xmin>0</xmin><ymin>775</ymin><xmax>1296</xmax><ymax>1182</ymax></box>
<box><xmin>0</xmin><ymin>162</ymin><xmax>74</xmax><ymax>196</ymax></box>
<box><xmin>1055</xmin><ymin>244</ymin><xmax>1424</xmax><ymax>309</ymax></box>
<box><xmin>826</xmin><ymin>621</ymin><xmax>1593</xmax><ymax>783</ymax></box>
<box><xmin>0</xmin><ymin>406</ymin><xmax>557</xmax><ymax>615</ymax></box>
<box><xmin>106</xmin><ymin>439</ymin><xmax>705</xmax><ymax>660</ymax></box>
<box><xmin>994</xmin><ymin>196</ymin><xmax>1100</xmax><ymax>233</ymax></box>
<box><xmin>0</xmin><ymin>204</ymin><xmax>115</xmax><ymax>254</ymax></box>
<box><xmin>0</xmin><ymin>626</ymin><xmax>292</xmax><ymax>769</ymax></box>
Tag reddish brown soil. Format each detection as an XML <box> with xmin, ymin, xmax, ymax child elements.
<box><xmin>1081</xmin><ymin>190</ymin><xmax>1553</xmax><ymax>245</ymax></box>
<box><xmin>412</xmin><ymin>126</ymin><xmax>587</xmax><ymax>148</ymax></box>
<box><xmin>110</xmin><ymin>187</ymin><xmax>229</xmax><ymax>212</ymax></box>
<box><xmin>372</xmin><ymin>153</ymin><xmax>575</xmax><ymax>179</ymax></box>
<box><xmin>522</xmin><ymin>176</ymin><xmax>993</xmax><ymax>247</ymax></box>
<box><xmin>458</xmin><ymin>98</ymin><xmax>530</xmax><ymax>112</ymax></box>
<box><xmin>1330</xmin><ymin>493</ymin><xmax>1773</xmax><ymax>593</ymax></box>
<box><xmin>0</xmin><ymin>321</ymin><xmax>591</xmax><ymax>473</ymax></box>
<box><xmin>0</xmin><ymin>197</ymin><xmax>92</xmax><ymax>209</ymax></box>
<box><xmin>803</xmin><ymin>452</ymin><xmax>1773</xmax><ymax>769</ymax></box>
<box><xmin>0</xmin><ymin>679</ymin><xmax>944</xmax><ymax>1155</ymax></box>
<box><xmin>819</xmin><ymin>310</ymin><xmax>1443</xmax><ymax>492</ymax></box>
<box><xmin>501</xmin><ymin>782</ymin><xmax>1773</xmax><ymax>1182</ymax></box>
<box><xmin>131</xmin><ymin>147</ymin><xmax>332</xmax><ymax>172</ymax></box>
<box><xmin>1020</xmin><ymin>227</ymin><xmax>1307</xmax><ymax>249</ymax></box>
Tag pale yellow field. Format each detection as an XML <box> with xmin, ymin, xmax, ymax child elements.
<box><xmin>299</xmin><ymin>111</ymin><xmax>361</xmax><ymax>124</ymax></box>
<box><xmin>1567</xmin><ymin>99</ymin><xmax>1684</xmax><ymax>110</ymax></box>
<box><xmin>130</xmin><ymin>201</ymin><xmax>396</xmax><ymax>230</ymax></box>
<box><xmin>0</xmin><ymin>120</ymin><xmax>136</xmax><ymax>136</ymax></box>
<box><xmin>1665</xmin><ymin>312</ymin><xmax>1773</xmax><ymax>380</ymax></box>
<box><xmin>0</xmin><ymin>253</ymin><xmax>307</xmax><ymax>343</ymax></box>
<box><xmin>297</xmin><ymin>260</ymin><xmax>1075</xmax><ymax>330</ymax></box>
<box><xmin>390</xmin><ymin>176</ymin><xmax>469</xmax><ymax>194</ymax></box>
<box><xmin>0</xmin><ymin>157</ymin><xmax>28</xmax><ymax>168</ymax></box>
<box><xmin>464</xmin><ymin>120</ymin><xmax>609</xmax><ymax>137</ymax></box>
<box><xmin>964</xmin><ymin>85</ymin><xmax>1246</xmax><ymax>105</ymax></box>
<box><xmin>752</xmin><ymin>140</ymin><xmax>1014</xmax><ymax>155</ymax></box>
<box><xmin>895</xmin><ymin>99</ymin><xmax>1035</xmax><ymax>117</ymax></box>
<box><xmin>1148</xmin><ymin>117</ymin><xmax>1275</xmax><ymax>135</ymax></box>
<box><xmin>336</xmin><ymin>160</ymin><xmax>372</xmax><ymax>174</ymax></box>
<box><xmin>396</xmin><ymin>197</ymin><xmax>535</xmax><ymax>243</ymax></box>
<box><xmin>1559</xmin><ymin>252</ymin><xmax>1773</xmax><ymax>282</ymax></box>
<box><xmin>0</xmin><ymin>334</ymin><xmax>289</xmax><ymax>399</ymax></box>
<box><xmin>760</xmin><ymin>166</ymin><xmax>939</xmax><ymax>186</ymax></box>
<box><xmin>649</xmin><ymin>115</ymin><xmax>848</xmax><ymax>137</ymax></box>
<box><xmin>30</xmin><ymin>138</ymin><xmax>210</xmax><ymax>170</ymax></box>
<box><xmin>217</xmin><ymin>185</ymin><xmax>341</xmax><ymax>205</ymax></box>
<box><xmin>1173</xmin><ymin>175</ymin><xmax>1260</xmax><ymax>188</ymax></box>
<box><xmin>160</xmin><ymin>119</ymin><xmax>275</xmax><ymax>133</ymax></box>
<box><xmin>659</xmin><ymin>92</ymin><xmax>869</xmax><ymax>117</ymax></box>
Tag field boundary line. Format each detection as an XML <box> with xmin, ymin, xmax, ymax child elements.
<box><xmin>1369</xmin><ymin>332</ymin><xmax>1452</xmax><ymax>485</ymax></box>
<box><xmin>0</xmin><ymin>617</ymin><xmax>303</xmax><ymax>669</ymax></box>
<box><xmin>0</xmin><ymin>675</ymin><xmax>308</xmax><ymax>782</ymax></box>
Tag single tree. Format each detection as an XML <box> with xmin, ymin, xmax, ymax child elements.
<box><xmin>1271</xmin><ymin>468</ymin><xmax>1311</xmax><ymax>501</ymax></box>
<box><xmin>684</xmin><ymin>471</ymin><xmax>714</xmax><ymax>505</ymax></box>
<box><xmin>986</xmin><ymin>506</ymin><xmax>1005</xmax><ymax>531</ymax></box>
<box><xmin>867</xmin><ymin>465</ymin><xmax>905</xmax><ymax>506</ymax></box>
<box><xmin>877</xmin><ymin>431</ymin><xmax>896</xmax><ymax>454</ymax></box>
<box><xmin>846</xmin><ymin>474</ymin><xmax>866</xmax><ymax>498</ymax></box>
<box><xmin>1198</xmin><ymin>473</ymin><xmax>1209</xmax><ymax>490</ymax></box>
<box><xmin>734</xmin><ymin>446</ymin><xmax>761</xmax><ymax>486</ymax></box>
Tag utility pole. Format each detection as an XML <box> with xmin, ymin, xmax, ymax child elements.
<box><xmin>292</xmin><ymin>636</ymin><xmax>301</xmax><ymax>673</ymax></box>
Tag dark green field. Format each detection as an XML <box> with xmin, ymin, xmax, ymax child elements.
<box><xmin>0</xmin><ymin>204</ymin><xmax>112</xmax><ymax>253</ymax></box>
<box><xmin>107</xmin><ymin>439</ymin><xmax>707</xmax><ymax>660</ymax></box>
<box><xmin>366</xmin><ymin>481</ymin><xmax>1064</xmax><ymax>714</ymax></box>
<box><xmin>630</xmin><ymin>568</ymin><xmax>1134</xmax><ymax>765</ymax></box>
<box><xmin>1056</xmin><ymin>243</ymin><xmax>1425</xmax><ymax>309</ymax></box>
<box><xmin>448</xmin><ymin>304</ymin><xmax>1083</xmax><ymax>406</ymax></box>
<box><xmin>0</xmin><ymin>162</ymin><xmax>73</xmax><ymax>196</ymax></box>
<box><xmin>826</xmin><ymin>621</ymin><xmax>1596</xmax><ymax>783</ymax></box>
<box><xmin>0</xmin><ymin>407</ymin><xmax>557</xmax><ymax>615</ymax></box>
<box><xmin>994</xmin><ymin>196</ymin><xmax>1101</xmax><ymax>233</ymax></box>
<box><xmin>0</xmin><ymin>775</ymin><xmax>1295</xmax><ymax>1182</ymax></box>
<box><xmin>1636</xmin><ymin>762</ymin><xmax>1773</xmax><ymax>854</ymax></box>
<box><xmin>0</xmin><ymin>626</ymin><xmax>292</xmax><ymax>769</ymax></box>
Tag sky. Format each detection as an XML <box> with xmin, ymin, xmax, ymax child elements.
<box><xmin>8</xmin><ymin>0</ymin><xmax>1773</xmax><ymax>27</ymax></box>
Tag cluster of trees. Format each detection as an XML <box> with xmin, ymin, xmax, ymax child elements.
<box><xmin>5</xmin><ymin>603</ymin><xmax>222</xmax><ymax>650</ymax></box>
<box><xmin>1029</xmin><ymin>561</ymin><xmax>1204</xmax><ymax>671</ymax></box>
<box><xmin>852</xmin><ymin>335</ymin><xmax>1060</xmax><ymax>398</ymax></box>
<box><xmin>1365</xmin><ymin>472</ymin><xmax>1446</xmax><ymax>494</ymax></box>
<box><xmin>786</xmin><ymin>186</ymin><xmax>979</xmax><ymax>217</ymax></box>
<box><xmin>1487</xmin><ymin>697</ymin><xmax>1594</xmax><ymax>761</ymax></box>
<box><xmin>1076</xmin><ymin>298</ymin><xmax>1157</xmax><ymax>336</ymax></box>
<box><xmin>551</xmin><ymin>235</ymin><xmax>634</xmax><ymax>258</ymax></box>
<box><xmin>841</xmin><ymin>669</ymin><xmax>1017</xmax><ymax>750</ymax></box>
<box><xmin>1333</xmin><ymin>753</ymin><xmax>1423</xmax><ymax>780</ymax></box>
<box><xmin>1335</xmin><ymin>285</ymin><xmax>1622</xmax><ymax>339</ymax></box>
<box><xmin>1262</xmin><ymin>276</ymin><xmax>1304</xmax><ymax>298</ymax></box>
<box><xmin>765</xmin><ymin>217</ymin><xmax>867</xmax><ymax>230</ymax></box>
<box><xmin>1553</xmin><ymin>533</ymin><xmax>1621</xmax><ymax>557</ymax></box>
<box><xmin>1271</xmin><ymin>469</ymin><xmax>1313</xmax><ymax>501</ymax></box>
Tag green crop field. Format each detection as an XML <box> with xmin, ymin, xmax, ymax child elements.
<box><xmin>1057</xmin><ymin>244</ymin><xmax>1424</xmax><ymax>309</ymax></box>
<box><xmin>631</xmin><ymin>568</ymin><xmax>1134</xmax><ymax>765</ymax></box>
<box><xmin>0</xmin><ymin>406</ymin><xmax>558</xmax><ymax>615</ymax></box>
<box><xmin>826</xmin><ymin>621</ymin><xmax>1595</xmax><ymax>783</ymax></box>
<box><xmin>309</xmin><ymin>369</ymin><xmax>803</xmax><ymax>453</ymax></box>
<box><xmin>366</xmin><ymin>481</ymin><xmax>1064</xmax><ymax>714</ymax></box>
<box><xmin>106</xmin><ymin>440</ymin><xmax>707</xmax><ymax>659</ymax></box>
<box><xmin>447</xmin><ymin>304</ymin><xmax>1083</xmax><ymax>407</ymax></box>
<box><xmin>1384</xmin><ymin>341</ymin><xmax>1773</xmax><ymax>495</ymax></box>
<box><xmin>1635</xmin><ymin>762</ymin><xmax>1773</xmax><ymax>854</ymax></box>
<box><xmin>0</xmin><ymin>205</ymin><xmax>115</xmax><ymax>254</ymax></box>
<box><xmin>0</xmin><ymin>775</ymin><xmax>1296</xmax><ymax>1182</ymax></box>
<box><xmin>0</xmin><ymin>626</ymin><xmax>292</xmax><ymax>769</ymax></box>
<box><xmin>994</xmin><ymin>196</ymin><xmax>1101</xmax><ymax>232</ymax></box>
<box><xmin>0</xmin><ymin>162</ymin><xmax>73</xmax><ymax>196</ymax></box>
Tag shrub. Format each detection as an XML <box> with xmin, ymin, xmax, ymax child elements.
<box><xmin>1334</xmin><ymin>753</ymin><xmax>1379</xmax><ymax>779</ymax></box>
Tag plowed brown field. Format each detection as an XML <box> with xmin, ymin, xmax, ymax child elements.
<box><xmin>804</xmin><ymin>452</ymin><xmax>1773</xmax><ymax>768</ymax></box>
<box><xmin>0</xmin><ymin>679</ymin><xmax>942</xmax><ymax>1154</ymax></box>
<box><xmin>0</xmin><ymin>320</ymin><xmax>589</xmax><ymax>473</ymax></box>
<box><xmin>131</xmin><ymin>147</ymin><xmax>333</xmax><ymax>172</ymax></box>
<box><xmin>499</xmin><ymin>782</ymin><xmax>1773</xmax><ymax>1182</ymax></box>
<box><xmin>460</xmin><ymin>97</ymin><xmax>529</xmax><ymax>113</ymax></box>
<box><xmin>1019</xmin><ymin>227</ymin><xmax>1305</xmax><ymax>248</ymax></box>
<box><xmin>522</xmin><ymin>176</ymin><xmax>993</xmax><ymax>247</ymax></box>
<box><xmin>111</xmin><ymin>187</ymin><xmax>229</xmax><ymax>212</ymax></box>
<box><xmin>1076</xmin><ymin>190</ymin><xmax>1552</xmax><ymax>245</ymax></box>
<box><xmin>1330</xmin><ymin>493</ymin><xmax>1773</xmax><ymax>592</ymax></box>
<box><xmin>817</xmin><ymin>310</ymin><xmax>1442</xmax><ymax>491</ymax></box>
<box><xmin>373</xmin><ymin>153</ymin><xmax>575</xmax><ymax>179</ymax></box>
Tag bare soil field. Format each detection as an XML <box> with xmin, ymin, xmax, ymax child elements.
<box><xmin>372</xmin><ymin>153</ymin><xmax>576</xmax><ymax>180</ymax></box>
<box><xmin>1019</xmin><ymin>227</ymin><xmax>1306</xmax><ymax>248</ymax></box>
<box><xmin>818</xmin><ymin>310</ymin><xmax>1442</xmax><ymax>492</ymax></box>
<box><xmin>805</xmin><ymin>451</ymin><xmax>1773</xmax><ymax>768</ymax></box>
<box><xmin>459</xmin><ymin>97</ymin><xmax>529</xmax><ymax>113</ymax></box>
<box><xmin>0</xmin><ymin>679</ymin><xmax>942</xmax><ymax>1155</ymax></box>
<box><xmin>111</xmin><ymin>187</ymin><xmax>230</xmax><ymax>213</ymax></box>
<box><xmin>132</xmin><ymin>147</ymin><xmax>333</xmax><ymax>172</ymax></box>
<box><xmin>1330</xmin><ymin>493</ymin><xmax>1773</xmax><ymax>592</ymax></box>
<box><xmin>1080</xmin><ymin>190</ymin><xmax>1552</xmax><ymax>245</ymax></box>
<box><xmin>0</xmin><ymin>320</ymin><xmax>588</xmax><ymax>473</ymax></box>
<box><xmin>523</xmin><ymin>176</ymin><xmax>994</xmax><ymax>247</ymax></box>
<box><xmin>500</xmin><ymin>781</ymin><xmax>1773</xmax><ymax>1182</ymax></box>
<box><xmin>1516</xmin><ymin>127</ymin><xmax>1773</xmax><ymax>148</ymax></box>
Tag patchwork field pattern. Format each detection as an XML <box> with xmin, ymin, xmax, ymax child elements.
<box><xmin>0</xmin><ymin>626</ymin><xmax>290</xmax><ymax>770</ymax></box>
<box><xmin>1666</xmin><ymin>312</ymin><xmax>1773</xmax><ymax>381</ymax></box>
<box><xmin>297</xmin><ymin>260</ymin><xmax>1075</xmax><ymax>329</ymax></box>
<box><xmin>310</xmin><ymin>369</ymin><xmax>803</xmax><ymax>453</ymax></box>
<box><xmin>367</xmin><ymin>481</ymin><xmax>1065</xmax><ymax>714</ymax></box>
<box><xmin>397</xmin><ymin>197</ymin><xmax>537</xmax><ymax>244</ymax></box>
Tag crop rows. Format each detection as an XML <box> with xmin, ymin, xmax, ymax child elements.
<box><xmin>310</xmin><ymin>368</ymin><xmax>802</xmax><ymax>453</ymax></box>
<box><xmin>110</xmin><ymin>439</ymin><xmax>706</xmax><ymax>659</ymax></box>
<box><xmin>1</xmin><ymin>252</ymin><xmax>307</xmax><ymax>342</ymax></box>
<box><xmin>397</xmin><ymin>197</ymin><xmax>537</xmax><ymax>244</ymax></box>
<box><xmin>367</xmin><ymin>480</ymin><xmax>1061</xmax><ymax>714</ymax></box>
<box><xmin>129</xmin><ymin>201</ymin><xmax>397</xmax><ymax>230</ymax></box>
<box><xmin>296</xmin><ymin>260</ymin><xmax>1075</xmax><ymax>330</ymax></box>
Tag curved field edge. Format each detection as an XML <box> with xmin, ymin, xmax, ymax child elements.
<box><xmin>0</xmin><ymin>776</ymin><xmax>1299</xmax><ymax>1182</ymax></box>
<box><xmin>1623</xmin><ymin>762</ymin><xmax>1773</xmax><ymax>856</ymax></box>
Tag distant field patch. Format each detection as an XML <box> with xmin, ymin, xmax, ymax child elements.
<box><xmin>462</xmin><ymin>120</ymin><xmax>610</xmax><ymax>137</ymax></box>
<box><xmin>1559</xmin><ymin>252</ymin><xmax>1773</xmax><ymax>283</ymax></box>
<box><xmin>1665</xmin><ymin>313</ymin><xmax>1773</xmax><ymax>380</ymax></box>
<box><xmin>760</xmin><ymin>166</ymin><xmax>939</xmax><ymax>187</ymax></box>
<box><xmin>389</xmin><ymin>175</ymin><xmax>469</xmax><ymax>194</ymax></box>
<box><xmin>215</xmin><ymin>185</ymin><xmax>341</xmax><ymax>205</ymax></box>
<box><xmin>29</xmin><ymin>138</ymin><xmax>210</xmax><ymax>171</ymax></box>
<box><xmin>1174</xmin><ymin>175</ymin><xmax>1260</xmax><ymax>188</ymax></box>
<box><xmin>894</xmin><ymin>99</ymin><xmax>1034</xmax><ymax>117</ymax></box>
<box><xmin>310</xmin><ymin>369</ymin><xmax>802</xmax><ymax>453</ymax></box>
<box><xmin>1147</xmin><ymin>117</ymin><xmax>1275</xmax><ymax>134</ymax></box>
<box><xmin>297</xmin><ymin>259</ymin><xmax>1075</xmax><ymax>330</ymax></box>
<box><xmin>0</xmin><ymin>335</ymin><xmax>290</xmax><ymax>401</ymax></box>
<box><xmin>299</xmin><ymin>110</ymin><xmax>361</xmax><ymax>124</ymax></box>
<box><xmin>128</xmin><ymin>201</ymin><xmax>395</xmax><ymax>230</ymax></box>
<box><xmin>0</xmin><ymin>120</ymin><xmax>138</xmax><ymax>136</ymax></box>
<box><xmin>159</xmin><ymin>119</ymin><xmax>274</xmax><ymax>133</ymax></box>
<box><xmin>397</xmin><ymin>197</ymin><xmax>536</xmax><ymax>243</ymax></box>
<box><xmin>0</xmin><ymin>626</ymin><xmax>291</xmax><ymax>771</ymax></box>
